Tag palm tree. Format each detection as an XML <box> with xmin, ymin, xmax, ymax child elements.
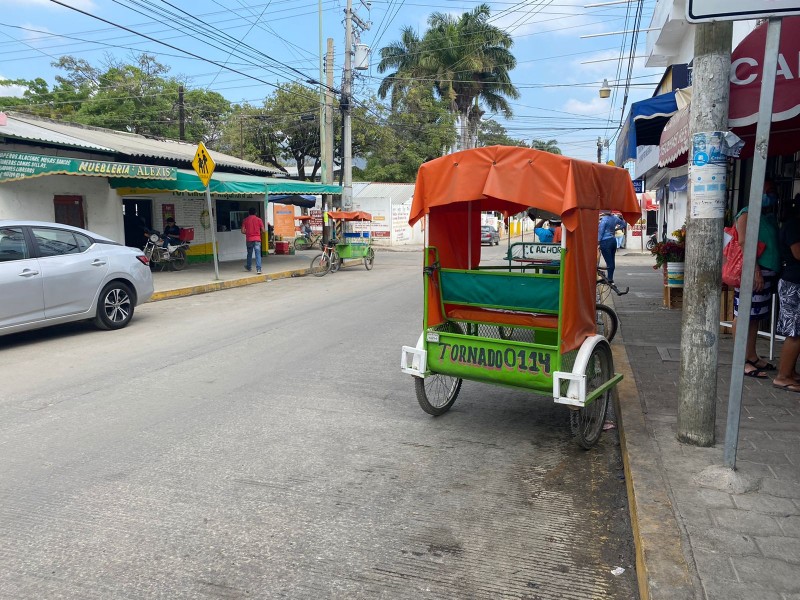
<box><xmin>377</xmin><ymin>26</ymin><xmax>426</xmax><ymax>110</ymax></box>
<box><xmin>530</xmin><ymin>139</ymin><xmax>562</xmax><ymax>155</ymax></box>
<box><xmin>424</xmin><ymin>4</ymin><xmax>519</xmax><ymax>150</ymax></box>
<box><xmin>378</xmin><ymin>4</ymin><xmax>519</xmax><ymax>152</ymax></box>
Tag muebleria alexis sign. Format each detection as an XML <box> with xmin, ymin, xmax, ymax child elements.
<box><xmin>0</xmin><ymin>152</ymin><xmax>177</xmax><ymax>183</ymax></box>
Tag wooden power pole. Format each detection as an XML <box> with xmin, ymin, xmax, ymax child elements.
<box><xmin>676</xmin><ymin>21</ymin><xmax>733</xmax><ymax>446</ymax></box>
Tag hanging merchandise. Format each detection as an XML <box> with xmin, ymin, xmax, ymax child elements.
<box><xmin>721</xmin><ymin>226</ymin><xmax>765</xmax><ymax>288</ymax></box>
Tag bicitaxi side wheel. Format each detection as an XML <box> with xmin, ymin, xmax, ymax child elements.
<box><xmin>569</xmin><ymin>341</ymin><xmax>612</xmax><ymax>449</ymax></box>
<box><xmin>595</xmin><ymin>303</ymin><xmax>618</xmax><ymax>342</ymax></box>
<box><xmin>93</xmin><ymin>281</ymin><xmax>134</xmax><ymax>330</ymax></box>
<box><xmin>310</xmin><ymin>253</ymin><xmax>331</xmax><ymax>276</ymax></box>
<box><xmin>364</xmin><ymin>247</ymin><xmax>375</xmax><ymax>270</ymax></box>
<box><xmin>414</xmin><ymin>321</ymin><xmax>463</xmax><ymax>416</ymax></box>
<box><xmin>294</xmin><ymin>236</ymin><xmax>311</xmax><ymax>251</ymax></box>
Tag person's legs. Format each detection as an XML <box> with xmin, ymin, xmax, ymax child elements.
<box><xmin>245</xmin><ymin>241</ymin><xmax>254</xmax><ymax>271</ymax></box>
<box><xmin>254</xmin><ymin>242</ymin><xmax>262</xmax><ymax>272</ymax></box>
<box><xmin>599</xmin><ymin>238</ymin><xmax>617</xmax><ymax>281</ymax></box>
<box><xmin>774</xmin><ymin>280</ymin><xmax>800</xmax><ymax>388</ymax></box>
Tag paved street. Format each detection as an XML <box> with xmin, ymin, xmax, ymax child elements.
<box><xmin>0</xmin><ymin>250</ymin><xmax>637</xmax><ymax>599</ymax></box>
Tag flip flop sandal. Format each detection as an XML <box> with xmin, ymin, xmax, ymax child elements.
<box><xmin>743</xmin><ymin>365</ymin><xmax>768</xmax><ymax>379</ymax></box>
<box><xmin>747</xmin><ymin>359</ymin><xmax>776</xmax><ymax>371</ymax></box>
<box><xmin>773</xmin><ymin>382</ymin><xmax>800</xmax><ymax>394</ymax></box>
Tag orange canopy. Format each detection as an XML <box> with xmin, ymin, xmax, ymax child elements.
<box><xmin>411</xmin><ymin>146</ymin><xmax>641</xmax><ymax>354</ymax></box>
<box><xmin>410</xmin><ymin>146</ymin><xmax>640</xmax><ymax>228</ymax></box>
<box><xmin>328</xmin><ymin>211</ymin><xmax>372</xmax><ymax>221</ymax></box>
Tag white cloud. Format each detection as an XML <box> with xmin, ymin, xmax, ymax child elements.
<box><xmin>563</xmin><ymin>96</ymin><xmax>614</xmax><ymax>116</ymax></box>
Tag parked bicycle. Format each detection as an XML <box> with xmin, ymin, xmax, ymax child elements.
<box><xmin>294</xmin><ymin>232</ymin><xmax>323</xmax><ymax>251</ymax></box>
<box><xmin>595</xmin><ymin>267</ymin><xmax>629</xmax><ymax>342</ymax></box>
<box><xmin>310</xmin><ymin>240</ymin><xmax>340</xmax><ymax>277</ymax></box>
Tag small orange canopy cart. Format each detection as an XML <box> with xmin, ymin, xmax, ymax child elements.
<box><xmin>400</xmin><ymin>146</ymin><xmax>640</xmax><ymax>447</ymax></box>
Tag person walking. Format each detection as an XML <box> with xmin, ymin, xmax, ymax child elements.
<box><xmin>773</xmin><ymin>205</ymin><xmax>800</xmax><ymax>392</ymax></box>
<box><xmin>241</xmin><ymin>207</ymin><xmax>265</xmax><ymax>274</ymax></box>
<box><xmin>733</xmin><ymin>182</ymin><xmax>781</xmax><ymax>379</ymax></box>
<box><xmin>598</xmin><ymin>211</ymin><xmax>626</xmax><ymax>283</ymax></box>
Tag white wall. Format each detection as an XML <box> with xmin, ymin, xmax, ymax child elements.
<box><xmin>0</xmin><ymin>174</ymin><xmax>124</xmax><ymax>241</ymax></box>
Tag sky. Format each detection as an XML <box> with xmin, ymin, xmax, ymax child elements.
<box><xmin>1</xmin><ymin>0</ymin><xmax>664</xmax><ymax>164</ymax></box>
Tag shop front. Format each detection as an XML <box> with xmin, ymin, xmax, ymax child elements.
<box><xmin>110</xmin><ymin>170</ymin><xmax>340</xmax><ymax>263</ymax></box>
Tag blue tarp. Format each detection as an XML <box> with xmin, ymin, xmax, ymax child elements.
<box><xmin>268</xmin><ymin>194</ymin><xmax>317</xmax><ymax>208</ymax></box>
<box><xmin>615</xmin><ymin>91</ymin><xmax>678</xmax><ymax>166</ymax></box>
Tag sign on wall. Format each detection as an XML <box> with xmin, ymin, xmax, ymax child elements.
<box><xmin>0</xmin><ymin>152</ymin><xmax>177</xmax><ymax>183</ymax></box>
<box><xmin>686</xmin><ymin>0</ymin><xmax>800</xmax><ymax>22</ymax></box>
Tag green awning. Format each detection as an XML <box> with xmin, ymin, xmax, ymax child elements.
<box><xmin>109</xmin><ymin>169</ymin><xmax>341</xmax><ymax>195</ymax></box>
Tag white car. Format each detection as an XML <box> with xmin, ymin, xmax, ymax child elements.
<box><xmin>0</xmin><ymin>221</ymin><xmax>154</xmax><ymax>336</ymax></box>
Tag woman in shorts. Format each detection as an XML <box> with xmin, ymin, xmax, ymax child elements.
<box><xmin>773</xmin><ymin>205</ymin><xmax>800</xmax><ymax>392</ymax></box>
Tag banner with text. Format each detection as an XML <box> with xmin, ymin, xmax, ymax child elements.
<box><xmin>0</xmin><ymin>151</ymin><xmax>177</xmax><ymax>183</ymax></box>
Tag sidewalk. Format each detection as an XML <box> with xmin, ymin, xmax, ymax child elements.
<box><xmin>612</xmin><ymin>254</ymin><xmax>800</xmax><ymax>600</ymax></box>
<box><xmin>148</xmin><ymin>250</ymin><xmax>319</xmax><ymax>301</ymax></box>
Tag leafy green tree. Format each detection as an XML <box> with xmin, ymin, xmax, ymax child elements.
<box><xmin>477</xmin><ymin>119</ymin><xmax>526</xmax><ymax>147</ymax></box>
<box><xmin>357</xmin><ymin>88</ymin><xmax>455</xmax><ymax>182</ymax></box>
<box><xmin>378</xmin><ymin>3</ymin><xmax>519</xmax><ymax>152</ymax></box>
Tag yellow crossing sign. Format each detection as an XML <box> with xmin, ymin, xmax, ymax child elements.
<box><xmin>192</xmin><ymin>142</ymin><xmax>215</xmax><ymax>187</ymax></box>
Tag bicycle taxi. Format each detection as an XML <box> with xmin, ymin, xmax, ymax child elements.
<box><xmin>399</xmin><ymin>146</ymin><xmax>639</xmax><ymax>448</ymax></box>
<box><xmin>328</xmin><ymin>210</ymin><xmax>375</xmax><ymax>271</ymax></box>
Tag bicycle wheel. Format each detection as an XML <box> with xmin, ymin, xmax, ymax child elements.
<box><xmin>498</xmin><ymin>326</ymin><xmax>514</xmax><ymax>340</ymax></box>
<box><xmin>363</xmin><ymin>247</ymin><xmax>375</xmax><ymax>270</ymax></box>
<box><xmin>570</xmin><ymin>342</ymin><xmax>612</xmax><ymax>449</ymax></box>
<box><xmin>329</xmin><ymin>251</ymin><xmax>341</xmax><ymax>273</ymax></box>
<box><xmin>170</xmin><ymin>248</ymin><xmax>187</xmax><ymax>271</ymax></box>
<box><xmin>294</xmin><ymin>236</ymin><xmax>310</xmax><ymax>251</ymax></box>
<box><xmin>310</xmin><ymin>253</ymin><xmax>330</xmax><ymax>276</ymax></box>
<box><xmin>595</xmin><ymin>303</ymin><xmax>618</xmax><ymax>342</ymax></box>
<box><xmin>414</xmin><ymin>321</ymin><xmax>463</xmax><ymax>416</ymax></box>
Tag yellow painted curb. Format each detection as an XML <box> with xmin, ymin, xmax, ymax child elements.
<box><xmin>149</xmin><ymin>268</ymin><xmax>308</xmax><ymax>302</ymax></box>
<box><xmin>612</xmin><ymin>338</ymin><xmax>696</xmax><ymax>600</ymax></box>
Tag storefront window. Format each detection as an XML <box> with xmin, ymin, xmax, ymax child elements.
<box><xmin>216</xmin><ymin>199</ymin><xmax>263</xmax><ymax>232</ymax></box>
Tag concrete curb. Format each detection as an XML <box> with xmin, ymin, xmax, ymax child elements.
<box><xmin>612</xmin><ymin>338</ymin><xmax>696</xmax><ymax>600</ymax></box>
<box><xmin>148</xmin><ymin>258</ymin><xmax>367</xmax><ymax>302</ymax></box>
<box><xmin>149</xmin><ymin>267</ymin><xmax>309</xmax><ymax>302</ymax></box>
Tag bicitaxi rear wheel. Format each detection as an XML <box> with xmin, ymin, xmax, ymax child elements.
<box><xmin>364</xmin><ymin>247</ymin><xmax>375</xmax><ymax>270</ymax></box>
<box><xmin>570</xmin><ymin>341</ymin><xmax>612</xmax><ymax>449</ymax></box>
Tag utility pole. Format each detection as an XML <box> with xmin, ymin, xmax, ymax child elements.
<box><xmin>597</xmin><ymin>137</ymin><xmax>602</xmax><ymax>163</ymax></box>
<box><xmin>342</xmin><ymin>0</ymin><xmax>354</xmax><ymax>211</ymax></box>
<box><xmin>341</xmin><ymin>0</ymin><xmax>370</xmax><ymax>211</ymax></box>
<box><xmin>676</xmin><ymin>21</ymin><xmax>733</xmax><ymax>446</ymax></box>
<box><xmin>323</xmin><ymin>38</ymin><xmax>335</xmax><ymax>242</ymax></box>
<box><xmin>178</xmin><ymin>85</ymin><xmax>185</xmax><ymax>141</ymax></box>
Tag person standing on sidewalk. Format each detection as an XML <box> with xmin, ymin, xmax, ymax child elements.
<box><xmin>241</xmin><ymin>207</ymin><xmax>265</xmax><ymax>274</ymax></box>
<box><xmin>733</xmin><ymin>182</ymin><xmax>781</xmax><ymax>378</ymax></box>
<box><xmin>773</xmin><ymin>205</ymin><xmax>800</xmax><ymax>392</ymax></box>
<box><xmin>598</xmin><ymin>210</ymin><xmax>625</xmax><ymax>283</ymax></box>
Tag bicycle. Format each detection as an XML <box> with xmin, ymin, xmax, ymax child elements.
<box><xmin>294</xmin><ymin>232</ymin><xmax>323</xmax><ymax>251</ymax></box>
<box><xmin>595</xmin><ymin>268</ymin><xmax>629</xmax><ymax>342</ymax></box>
<box><xmin>310</xmin><ymin>240</ymin><xmax>340</xmax><ymax>277</ymax></box>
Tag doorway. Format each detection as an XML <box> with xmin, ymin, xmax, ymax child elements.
<box><xmin>122</xmin><ymin>198</ymin><xmax>153</xmax><ymax>249</ymax></box>
<box><xmin>53</xmin><ymin>196</ymin><xmax>85</xmax><ymax>229</ymax></box>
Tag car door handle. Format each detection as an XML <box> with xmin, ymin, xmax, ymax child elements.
<box><xmin>91</xmin><ymin>259</ymin><xmax>107</xmax><ymax>267</ymax></box>
<box><xmin>18</xmin><ymin>269</ymin><xmax>39</xmax><ymax>277</ymax></box>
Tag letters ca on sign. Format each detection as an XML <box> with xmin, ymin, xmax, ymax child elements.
<box><xmin>731</xmin><ymin>53</ymin><xmax>795</xmax><ymax>86</ymax></box>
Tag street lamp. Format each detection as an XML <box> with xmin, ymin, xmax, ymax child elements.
<box><xmin>599</xmin><ymin>78</ymin><xmax>611</xmax><ymax>98</ymax></box>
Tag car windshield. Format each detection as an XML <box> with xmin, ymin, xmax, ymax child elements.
<box><xmin>481</xmin><ymin>226</ymin><xmax>492</xmax><ymax>232</ymax></box>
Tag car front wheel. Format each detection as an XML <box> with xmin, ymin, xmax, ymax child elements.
<box><xmin>93</xmin><ymin>282</ymin><xmax>134</xmax><ymax>330</ymax></box>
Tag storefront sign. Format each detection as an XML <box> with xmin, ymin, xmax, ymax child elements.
<box><xmin>0</xmin><ymin>152</ymin><xmax>177</xmax><ymax>183</ymax></box>
<box><xmin>632</xmin><ymin>179</ymin><xmax>645</xmax><ymax>194</ymax></box>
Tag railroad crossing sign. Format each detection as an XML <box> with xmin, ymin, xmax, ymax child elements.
<box><xmin>192</xmin><ymin>142</ymin><xmax>215</xmax><ymax>187</ymax></box>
